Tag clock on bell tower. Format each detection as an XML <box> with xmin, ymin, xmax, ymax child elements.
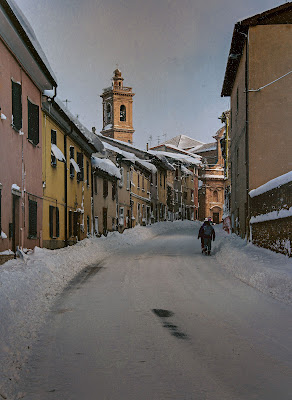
<box><xmin>100</xmin><ymin>69</ymin><xmax>135</xmax><ymax>144</ymax></box>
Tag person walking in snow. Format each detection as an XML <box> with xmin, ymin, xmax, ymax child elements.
<box><xmin>198</xmin><ymin>218</ymin><xmax>208</xmax><ymax>252</ymax></box>
<box><xmin>198</xmin><ymin>219</ymin><xmax>215</xmax><ymax>255</ymax></box>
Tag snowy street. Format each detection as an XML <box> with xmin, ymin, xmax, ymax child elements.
<box><xmin>1</xmin><ymin>222</ymin><xmax>291</xmax><ymax>399</ymax></box>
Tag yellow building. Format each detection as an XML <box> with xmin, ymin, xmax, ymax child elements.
<box><xmin>91</xmin><ymin>156</ymin><xmax>121</xmax><ymax>236</ymax></box>
<box><xmin>130</xmin><ymin>165</ymin><xmax>152</xmax><ymax>226</ymax></box>
<box><xmin>42</xmin><ymin>97</ymin><xmax>103</xmax><ymax>248</ymax></box>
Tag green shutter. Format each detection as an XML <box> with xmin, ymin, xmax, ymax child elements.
<box><xmin>29</xmin><ymin>200</ymin><xmax>37</xmax><ymax>238</ymax></box>
<box><xmin>12</xmin><ymin>81</ymin><xmax>22</xmax><ymax>131</ymax></box>
<box><xmin>56</xmin><ymin>207</ymin><xmax>60</xmax><ymax>237</ymax></box>
<box><xmin>28</xmin><ymin>99</ymin><xmax>39</xmax><ymax>145</ymax></box>
<box><xmin>49</xmin><ymin>206</ymin><xmax>53</xmax><ymax>238</ymax></box>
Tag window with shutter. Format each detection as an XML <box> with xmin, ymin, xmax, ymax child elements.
<box><xmin>51</xmin><ymin>130</ymin><xmax>57</xmax><ymax>167</ymax></box>
<box><xmin>87</xmin><ymin>215</ymin><xmax>90</xmax><ymax>234</ymax></box>
<box><xmin>11</xmin><ymin>80</ymin><xmax>22</xmax><ymax>131</ymax></box>
<box><xmin>29</xmin><ymin>199</ymin><xmax>37</xmax><ymax>238</ymax></box>
<box><xmin>56</xmin><ymin>207</ymin><xmax>60</xmax><ymax>237</ymax></box>
<box><xmin>49</xmin><ymin>205</ymin><xmax>60</xmax><ymax>238</ymax></box>
<box><xmin>28</xmin><ymin>99</ymin><xmax>39</xmax><ymax>145</ymax></box>
<box><xmin>70</xmin><ymin>147</ymin><xmax>75</xmax><ymax>178</ymax></box>
<box><xmin>103</xmin><ymin>179</ymin><xmax>108</xmax><ymax>198</ymax></box>
<box><xmin>49</xmin><ymin>205</ymin><xmax>54</xmax><ymax>238</ymax></box>
<box><xmin>77</xmin><ymin>152</ymin><xmax>84</xmax><ymax>181</ymax></box>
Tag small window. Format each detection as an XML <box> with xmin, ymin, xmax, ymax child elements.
<box><xmin>11</xmin><ymin>80</ymin><xmax>22</xmax><ymax>131</ymax></box>
<box><xmin>119</xmin><ymin>207</ymin><xmax>124</xmax><ymax>226</ymax></box>
<box><xmin>51</xmin><ymin>130</ymin><xmax>57</xmax><ymax>167</ymax></box>
<box><xmin>77</xmin><ymin>152</ymin><xmax>84</xmax><ymax>181</ymax></box>
<box><xmin>106</xmin><ymin>103</ymin><xmax>111</xmax><ymax>123</ymax></box>
<box><xmin>28</xmin><ymin>99</ymin><xmax>39</xmax><ymax>145</ymax></box>
<box><xmin>94</xmin><ymin>216</ymin><xmax>99</xmax><ymax>234</ymax></box>
<box><xmin>49</xmin><ymin>205</ymin><xmax>59</xmax><ymax>238</ymax></box>
<box><xmin>120</xmin><ymin>105</ymin><xmax>126</xmax><ymax>122</ymax></box>
<box><xmin>103</xmin><ymin>179</ymin><xmax>108</xmax><ymax>198</ymax></box>
<box><xmin>142</xmin><ymin>175</ymin><xmax>145</xmax><ymax>190</ymax></box>
<box><xmin>69</xmin><ymin>210</ymin><xmax>73</xmax><ymax>237</ymax></box>
<box><xmin>28</xmin><ymin>199</ymin><xmax>37</xmax><ymax>238</ymax></box>
<box><xmin>163</xmin><ymin>174</ymin><xmax>166</xmax><ymax>189</ymax></box>
<box><xmin>87</xmin><ymin>215</ymin><xmax>90</xmax><ymax>235</ymax></box>
<box><xmin>236</xmin><ymin>87</ymin><xmax>239</xmax><ymax>114</ymax></box>
<box><xmin>69</xmin><ymin>146</ymin><xmax>75</xmax><ymax>178</ymax></box>
<box><xmin>137</xmin><ymin>173</ymin><xmax>140</xmax><ymax>189</ymax></box>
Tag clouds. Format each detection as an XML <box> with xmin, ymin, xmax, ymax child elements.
<box><xmin>15</xmin><ymin>0</ymin><xmax>280</xmax><ymax>147</ymax></box>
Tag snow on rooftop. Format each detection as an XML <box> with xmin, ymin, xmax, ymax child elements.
<box><xmin>137</xmin><ymin>160</ymin><xmax>157</xmax><ymax>174</ymax></box>
<box><xmin>102</xmin><ymin>141</ymin><xmax>157</xmax><ymax>173</ymax></box>
<box><xmin>5</xmin><ymin>0</ymin><xmax>57</xmax><ymax>83</ymax></box>
<box><xmin>149</xmin><ymin>150</ymin><xmax>201</xmax><ymax>166</ymax></box>
<box><xmin>54</xmin><ymin>98</ymin><xmax>104</xmax><ymax>153</ymax></box>
<box><xmin>91</xmin><ymin>156</ymin><xmax>121</xmax><ymax>179</ymax></box>
<box><xmin>249</xmin><ymin>171</ymin><xmax>292</xmax><ymax>198</ymax></box>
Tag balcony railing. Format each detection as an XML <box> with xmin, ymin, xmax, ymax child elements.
<box><xmin>103</xmin><ymin>86</ymin><xmax>132</xmax><ymax>93</ymax></box>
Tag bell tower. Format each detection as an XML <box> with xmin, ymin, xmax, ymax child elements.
<box><xmin>100</xmin><ymin>69</ymin><xmax>135</xmax><ymax>144</ymax></box>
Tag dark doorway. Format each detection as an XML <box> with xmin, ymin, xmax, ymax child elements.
<box><xmin>213</xmin><ymin>212</ymin><xmax>219</xmax><ymax>224</ymax></box>
<box><xmin>12</xmin><ymin>195</ymin><xmax>20</xmax><ymax>252</ymax></box>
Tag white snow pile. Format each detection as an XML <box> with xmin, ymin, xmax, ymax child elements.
<box><xmin>91</xmin><ymin>156</ymin><xmax>121</xmax><ymax>179</ymax></box>
<box><xmin>213</xmin><ymin>226</ymin><xmax>292</xmax><ymax>305</ymax></box>
<box><xmin>0</xmin><ymin>221</ymin><xmax>291</xmax><ymax>399</ymax></box>
<box><xmin>0</xmin><ymin>222</ymin><xmax>184</xmax><ymax>398</ymax></box>
<box><xmin>249</xmin><ymin>170</ymin><xmax>292</xmax><ymax>198</ymax></box>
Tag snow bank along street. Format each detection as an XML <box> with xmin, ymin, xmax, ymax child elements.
<box><xmin>1</xmin><ymin>221</ymin><xmax>292</xmax><ymax>398</ymax></box>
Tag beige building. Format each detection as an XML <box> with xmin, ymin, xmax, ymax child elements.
<box><xmin>91</xmin><ymin>156</ymin><xmax>121</xmax><ymax>236</ymax></box>
<box><xmin>198</xmin><ymin>128</ymin><xmax>225</xmax><ymax>224</ymax></box>
<box><xmin>100</xmin><ymin>69</ymin><xmax>135</xmax><ymax>144</ymax></box>
<box><xmin>221</xmin><ymin>3</ymin><xmax>292</xmax><ymax>238</ymax></box>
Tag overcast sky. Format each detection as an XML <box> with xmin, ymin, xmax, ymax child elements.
<box><xmin>15</xmin><ymin>0</ymin><xmax>283</xmax><ymax>149</ymax></box>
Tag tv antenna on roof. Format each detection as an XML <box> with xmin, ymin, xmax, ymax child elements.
<box><xmin>63</xmin><ymin>99</ymin><xmax>71</xmax><ymax>109</ymax></box>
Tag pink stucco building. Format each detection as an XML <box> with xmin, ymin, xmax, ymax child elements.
<box><xmin>0</xmin><ymin>0</ymin><xmax>57</xmax><ymax>257</ymax></box>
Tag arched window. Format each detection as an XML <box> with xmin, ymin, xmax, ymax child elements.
<box><xmin>213</xmin><ymin>190</ymin><xmax>218</xmax><ymax>202</ymax></box>
<box><xmin>120</xmin><ymin>105</ymin><xmax>126</xmax><ymax>121</ymax></box>
<box><xmin>106</xmin><ymin>103</ymin><xmax>111</xmax><ymax>123</ymax></box>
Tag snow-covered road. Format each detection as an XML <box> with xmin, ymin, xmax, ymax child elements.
<box><xmin>0</xmin><ymin>221</ymin><xmax>291</xmax><ymax>399</ymax></box>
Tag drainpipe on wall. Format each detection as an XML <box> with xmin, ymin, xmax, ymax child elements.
<box><xmin>244</xmin><ymin>30</ymin><xmax>250</xmax><ymax>240</ymax></box>
<box><xmin>64</xmin><ymin>133</ymin><xmax>68</xmax><ymax>247</ymax></box>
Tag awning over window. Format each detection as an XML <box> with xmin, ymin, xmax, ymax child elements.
<box><xmin>51</xmin><ymin>143</ymin><xmax>66</xmax><ymax>162</ymax></box>
<box><xmin>70</xmin><ymin>158</ymin><xmax>80</xmax><ymax>173</ymax></box>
